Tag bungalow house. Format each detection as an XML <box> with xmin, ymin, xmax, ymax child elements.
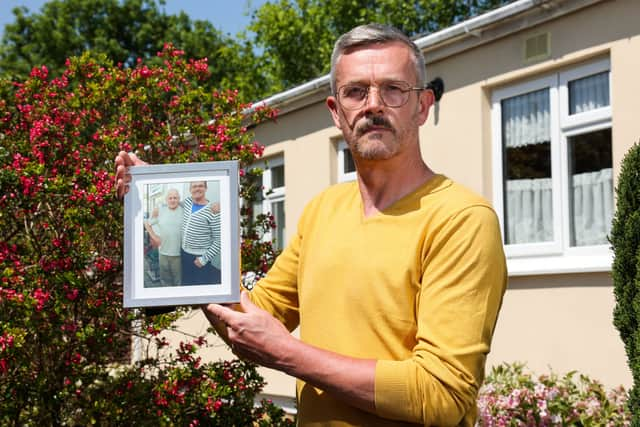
<box><xmin>166</xmin><ymin>0</ymin><xmax>638</xmax><ymax>412</ymax></box>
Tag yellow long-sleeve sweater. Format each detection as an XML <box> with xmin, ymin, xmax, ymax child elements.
<box><xmin>250</xmin><ymin>175</ymin><xmax>507</xmax><ymax>426</ymax></box>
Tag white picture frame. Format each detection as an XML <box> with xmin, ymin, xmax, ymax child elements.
<box><xmin>123</xmin><ymin>161</ymin><xmax>240</xmax><ymax>307</ymax></box>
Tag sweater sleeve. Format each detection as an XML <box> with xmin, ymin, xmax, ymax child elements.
<box><xmin>374</xmin><ymin>205</ymin><xmax>507</xmax><ymax>426</ymax></box>
<box><xmin>247</xmin><ymin>199</ymin><xmax>314</xmax><ymax>332</ymax></box>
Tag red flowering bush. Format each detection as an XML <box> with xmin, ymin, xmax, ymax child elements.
<box><xmin>0</xmin><ymin>46</ymin><xmax>288</xmax><ymax>425</ymax></box>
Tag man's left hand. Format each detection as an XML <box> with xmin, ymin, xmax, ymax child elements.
<box><xmin>202</xmin><ymin>291</ymin><xmax>292</xmax><ymax>368</ymax></box>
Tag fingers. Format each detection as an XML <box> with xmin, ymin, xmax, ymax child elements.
<box><xmin>114</xmin><ymin>151</ymin><xmax>148</xmax><ymax>199</ymax></box>
<box><xmin>115</xmin><ymin>166</ymin><xmax>131</xmax><ymax>199</ymax></box>
<box><xmin>115</xmin><ymin>151</ymin><xmax>146</xmax><ymax>167</ymax></box>
<box><xmin>115</xmin><ymin>154</ymin><xmax>132</xmax><ymax>199</ymax></box>
<box><xmin>114</xmin><ymin>151</ymin><xmax>126</xmax><ymax>168</ymax></box>
<box><xmin>200</xmin><ymin>304</ymin><xmax>232</xmax><ymax>343</ymax></box>
<box><xmin>201</xmin><ymin>303</ymin><xmax>222</xmax><ymax>325</ymax></box>
<box><xmin>202</xmin><ymin>293</ymin><xmax>254</xmax><ymax>326</ymax></box>
<box><xmin>205</xmin><ymin>303</ymin><xmax>238</xmax><ymax>327</ymax></box>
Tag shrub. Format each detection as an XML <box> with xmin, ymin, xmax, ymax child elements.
<box><xmin>0</xmin><ymin>46</ymin><xmax>288</xmax><ymax>425</ymax></box>
<box><xmin>611</xmin><ymin>141</ymin><xmax>640</xmax><ymax>424</ymax></box>
<box><xmin>477</xmin><ymin>362</ymin><xmax>630</xmax><ymax>426</ymax></box>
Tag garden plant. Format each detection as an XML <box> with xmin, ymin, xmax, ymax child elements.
<box><xmin>611</xmin><ymin>140</ymin><xmax>640</xmax><ymax>425</ymax></box>
<box><xmin>477</xmin><ymin>362</ymin><xmax>630</xmax><ymax>426</ymax></box>
<box><xmin>0</xmin><ymin>45</ymin><xmax>290</xmax><ymax>425</ymax></box>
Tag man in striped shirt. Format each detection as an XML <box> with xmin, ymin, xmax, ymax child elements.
<box><xmin>180</xmin><ymin>181</ymin><xmax>221</xmax><ymax>286</ymax></box>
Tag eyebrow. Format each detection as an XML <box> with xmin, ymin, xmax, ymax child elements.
<box><xmin>340</xmin><ymin>79</ymin><xmax>413</xmax><ymax>87</ymax></box>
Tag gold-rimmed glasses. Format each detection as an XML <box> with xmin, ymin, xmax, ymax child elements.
<box><xmin>336</xmin><ymin>81</ymin><xmax>424</xmax><ymax>110</ymax></box>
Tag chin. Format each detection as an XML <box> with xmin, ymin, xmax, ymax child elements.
<box><xmin>353</xmin><ymin>139</ymin><xmax>397</xmax><ymax>161</ymax></box>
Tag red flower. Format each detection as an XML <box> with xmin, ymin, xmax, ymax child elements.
<box><xmin>66</xmin><ymin>289</ymin><xmax>79</xmax><ymax>301</ymax></box>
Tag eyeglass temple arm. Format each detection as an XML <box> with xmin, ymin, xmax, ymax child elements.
<box><xmin>425</xmin><ymin>77</ymin><xmax>444</xmax><ymax>102</ymax></box>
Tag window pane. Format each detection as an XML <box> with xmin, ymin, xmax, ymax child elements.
<box><xmin>272</xmin><ymin>200</ymin><xmax>286</xmax><ymax>251</ymax></box>
<box><xmin>343</xmin><ymin>148</ymin><xmax>356</xmax><ymax>174</ymax></box>
<box><xmin>568</xmin><ymin>128</ymin><xmax>613</xmax><ymax>246</ymax></box>
<box><xmin>501</xmin><ymin>88</ymin><xmax>554</xmax><ymax>245</ymax></box>
<box><xmin>252</xmin><ymin>172</ymin><xmax>264</xmax><ymax>202</ymax></box>
<box><xmin>251</xmin><ymin>200</ymin><xmax>263</xmax><ymax>220</ymax></box>
<box><xmin>569</xmin><ymin>71</ymin><xmax>609</xmax><ymax>114</ymax></box>
<box><xmin>270</xmin><ymin>165</ymin><xmax>285</xmax><ymax>188</ymax></box>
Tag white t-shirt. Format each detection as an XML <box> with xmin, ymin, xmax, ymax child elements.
<box><xmin>149</xmin><ymin>205</ymin><xmax>184</xmax><ymax>256</ymax></box>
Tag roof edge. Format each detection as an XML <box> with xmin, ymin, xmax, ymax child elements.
<box><xmin>247</xmin><ymin>0</ymin><xmax>599</xmax><ymax>115</ymax></box>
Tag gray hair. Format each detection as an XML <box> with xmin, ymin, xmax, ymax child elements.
<box><xmin>166</xmin><ymin>188</ymin><xmax>180</xmax><ymax>197</ymax></box>
<box><xmin>329</xmin><ymin>23</ymin><xmax>427</xmax><ymax>94</ymax></box>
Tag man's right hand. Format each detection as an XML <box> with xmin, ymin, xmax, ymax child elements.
<box><xmin>114</xmin><ymin>151</ymin><xmax>147</xmax><ymax>198</ymax></box>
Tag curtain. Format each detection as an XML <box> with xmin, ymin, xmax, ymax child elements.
<box><xmin>502</xmin><ymin>89</ymin><xmax>550</xmax><ymax>148</ymax></box>
<box><xmin>505</xmin><ymin>178</ymin><xmax>553</xmax><ymax>244</ymax></box>
<box><xmin>571</xmin><ymin>168</ymin><xmax>613</xmax><ymax>246</ymax></box>
<box><xmin>569</xmin><ymin>71</ymin><xmax>610</xmax><ymax>114</ymax></box>
<box><xmin>505</xmin><ymin>168</ymin><xmax>613</xmax><ymax>246</ymax></box>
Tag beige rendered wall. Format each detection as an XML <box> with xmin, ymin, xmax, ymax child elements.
<box><xmin>255</xmin><ymin>101</ymin><xmax>340</xmax><ymax>241</ymax></box>
<box><xmin>487</xmin><ymin>273</ymin><xmax>630</xmax><ymax>389</ymax></box>
<box><xmin>611</xmin><ymin>32</ymin><xmax>640</xmax><ymax>177</ymax></box>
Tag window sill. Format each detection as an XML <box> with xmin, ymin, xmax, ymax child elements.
<box><xmin>507</xmin><ymin>252</ymin><xmax>613</xmax><ymax>276</ymax></box>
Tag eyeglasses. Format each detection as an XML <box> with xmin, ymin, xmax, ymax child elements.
<box><xmin>336</xmin><ymin>81</ymin><xmax>424</xmax><ymax>110</ymax></box>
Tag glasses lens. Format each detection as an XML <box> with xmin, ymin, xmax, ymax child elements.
<box><xmin>381</xmin><ymin>83</ymin><xmax>410</xmax><ymax>107</ymax></box>
<box><xmin>339</xmin><ymin>85</ymin><xmax>367</xmax><ymax>109</ymax></box>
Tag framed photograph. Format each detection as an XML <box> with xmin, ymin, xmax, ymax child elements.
<box><xmin>123</xmin><ymin>161</ymin><xmax>240</xmax><ymax>308</ymax></box>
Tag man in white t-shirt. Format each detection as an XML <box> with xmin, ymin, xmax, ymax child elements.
<box><xmin>144</xmin><ymin>188</ymin><xmax>184</xmax><ymax>286</ymax></box>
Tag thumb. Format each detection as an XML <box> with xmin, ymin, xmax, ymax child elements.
<box><xmin>239</xmin><ymin>290</ymin><xmax>257</xmax><ymax>313</ymax></box>
<box><xmin>129</xmin><ymin>152</ymin><xmax>140</xmax><ymax>165</ymax></box>
<box><xmin>128</xmin><ymin>151</ymin><xmax>148</xmax><ymax>167</ymax></box>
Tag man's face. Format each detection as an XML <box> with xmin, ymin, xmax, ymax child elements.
<box><xmin>190</xmin><ymin>182</ymin><xmax>207</xmax><ymax>200</ymax></box>
<box><xmin>327</xmin><ymin>41</ymin><xmax>432</xmax><ymax>162</ymax></box>
<box><xmin>166</xmin><ymin>190</ymin><xmax>180</xmax><ymax>209</ymax></box>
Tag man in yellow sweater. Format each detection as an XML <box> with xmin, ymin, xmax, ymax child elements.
<box><xmin>116</xmin><ymin>23</ymin><xmax>506</xmax><ymax>427</ymax></box>
<box><xmin>202</xmin><ymin>24</ymin><xmax>507</xmax><ymax>426</ymax></box>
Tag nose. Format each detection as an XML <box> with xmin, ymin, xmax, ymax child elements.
<box><xmin>364</xmin><ymin>86</ymin><xmax>384</xmax><ymax>111</ymax></box>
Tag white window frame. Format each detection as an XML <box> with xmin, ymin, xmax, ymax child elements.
<box><xmin>253</xmin><ymin>156</ymin><xmax>286</xmax><ymax>250</ymax></box>
<box><xmin>337</xmin><ymin>140</ymin><xmax>357</xmax><ymax>183</ymax></box>
<box><xmin>491</xmin><ymin>58</ymin><xmax>613</xmax><ymax>275</ymax></box>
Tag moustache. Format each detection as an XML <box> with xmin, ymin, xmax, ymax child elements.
<box><xmin>355</xmin><ymin>115</ymin><xmax>394</xmax><ymax>136</ymax></box>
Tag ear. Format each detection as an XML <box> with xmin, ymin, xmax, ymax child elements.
<box><xmin>415</xmin><ymin>88</ymin><xmax>435</xmax><ymax>125</ymax></box>
<box><xmin>326</xmin><ymin>96</ymin><xmax>344</xmax><ymax>130</ymax></box>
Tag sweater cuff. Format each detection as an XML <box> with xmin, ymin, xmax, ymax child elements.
<box><xmin>375</xmin><ymin>359</ymin><xmax>412</xmax><ymax>420</ymax></box>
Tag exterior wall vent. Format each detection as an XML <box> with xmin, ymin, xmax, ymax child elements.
<box><xmin>524</xmin><ymin>32</ymin><xmax>551</xmax><ymax>63</ymax></box>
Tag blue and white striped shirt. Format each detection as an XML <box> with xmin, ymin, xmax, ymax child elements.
<box><xmin>181</xmin><ymin>197</ymin><xmax>221</xmax><ymax>269</ymax></box>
